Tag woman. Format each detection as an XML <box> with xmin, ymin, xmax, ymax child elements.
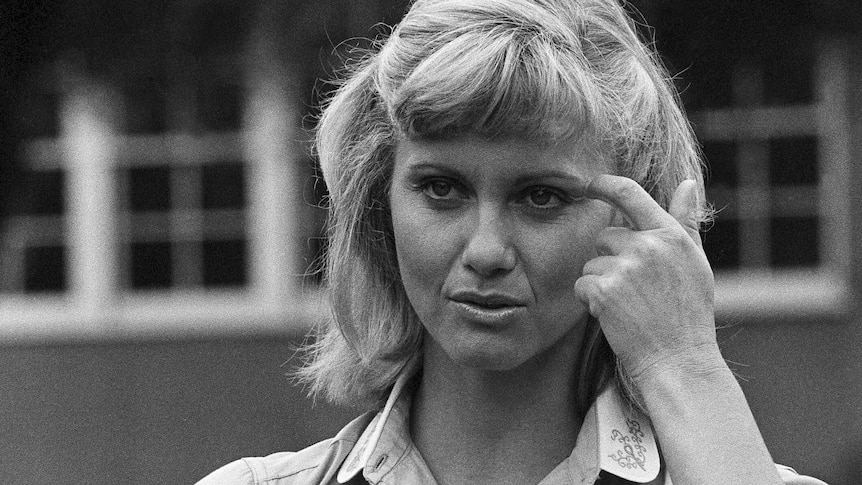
<box><xmin>199</xmin><ymin>0</ymin><xmax>826</xmax><ymax>483</ymax></box>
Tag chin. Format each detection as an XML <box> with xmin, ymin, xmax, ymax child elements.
<box><xmin>447</xmin><ymin>342</ymin><xmax>532</xmax><ymax>372</ymax></box>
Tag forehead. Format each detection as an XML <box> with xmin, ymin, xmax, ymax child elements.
<box><xmin>394</xmin><ymin>135</ymin><xmax>610</xmax><ymax>178</ymax></box>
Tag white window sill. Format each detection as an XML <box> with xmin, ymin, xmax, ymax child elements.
<box><xmin>714</xmin><ymin>269</ymin><xmax>849</xmax><ymax>320</ymax></box>
<box><xmin>0</xmin><ymin>289</ymin><xmax>326</xmax><ymax>344</ymax></box>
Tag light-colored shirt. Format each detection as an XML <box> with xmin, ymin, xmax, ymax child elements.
<box><xmin>197</xmin><ymin>368</ymin><xmax>827</xmax><ymax>485</ymax></box>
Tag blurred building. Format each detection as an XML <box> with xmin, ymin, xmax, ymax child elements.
<box><xmin>0</xmin><ymin>0</ymin><xmax>411</xmax><ymax>338</ymax></box>
<box><xmin>0</xmin><ymin>0</ymin><xmax>860</xmax><ymax>484</ymax></box>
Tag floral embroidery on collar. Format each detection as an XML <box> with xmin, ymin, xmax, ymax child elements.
<box><xmin>596</xmin><ymin>386</ymin><xmax>660</xmax><ymax>483</ymax></box>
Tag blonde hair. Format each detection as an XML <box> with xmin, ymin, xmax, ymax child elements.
<box><xmin>299</xmin><ymin>0</ymin><xmax>706</xmax><ymax>411</ymax></box>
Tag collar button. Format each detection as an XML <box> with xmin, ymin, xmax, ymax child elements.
<box><xmin>370</xmin><ymin>454</ymin><xmax>388</xmax><ymax>472</ymax></box>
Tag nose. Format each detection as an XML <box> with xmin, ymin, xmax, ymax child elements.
<box><xmin>460</xmin><ymin>206</ymin><xmax>516</xmax><ymax>277</ymax></box>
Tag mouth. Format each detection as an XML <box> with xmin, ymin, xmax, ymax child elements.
<box><xmin>449</xmin><ymin>291</ymin><xmax>526</xmax><ymax>326</ymax></box>
<box><xmin>449</xmin><ymin>291</ymin><xmax>525</xmax><ymax>308</ymax></box>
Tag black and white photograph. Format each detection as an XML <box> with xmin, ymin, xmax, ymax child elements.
<box><xmin>0</xmin><ymin>1</ymin><xmax>858</xmax><ymax>484</ymax></box>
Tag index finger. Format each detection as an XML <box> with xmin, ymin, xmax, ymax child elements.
<box><xmin>585</xmin><ymin>174</ymin><xmax>676</xmax><ymax>231</ymax></box>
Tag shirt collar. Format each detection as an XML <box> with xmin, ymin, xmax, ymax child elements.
<box><xmin>593</xmin><ymin>383</ymin><xmax>661</xmax><ymax>482</ymax></box>
<box><xmin>336</xmin><ymin>357</ymin><xmax>423</xmax><ymax>484</ymax></box>
<box><xmin>337</xmin><ymin>364</ymin><xmax>661</xmax><ymax>484</ymax></box>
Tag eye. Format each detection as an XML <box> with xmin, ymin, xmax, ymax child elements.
<box><xmin>529</xmin><ymin>189</ymin><xmax>554</xmax><ymax>206</ymax></box>
<box><xmin>525</xmin><ymin>188</ymin><xmax>564</xmax><ymax>208</ymax></box>
<box><xmin>422</xmin><ymin>180</ymin><xmax>456</xmax><ymax>199</ymax></box>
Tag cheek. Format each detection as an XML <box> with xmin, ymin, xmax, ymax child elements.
<box><xmin>532</xmin><ymin>230</ymin><xmax>595</xmax><ymax>288</ymax></box>
<box><xmin>390</xmin><ymin>204</ymin><xmax>450</xmax><ymax>294</ymax></box>
<box><xmin>526</xmin><ymin>211</ymin><xmax>608</xmax><ymax>295</ymax></box>
<box><xmin>393</xmin><ymin>223</ymin><xmax>428</xmax><ymax>280</ymax></box>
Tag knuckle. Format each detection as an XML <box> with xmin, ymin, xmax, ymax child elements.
<box><xmin>633</xmin><ymin>233</ymin><xmax>665</xmax><ymax>256</ymax></box>
<box><xmin>594</xmin><ymin>237</ymin><xmax>612</xmax><ymax>256</ymax></box>
<box><xmin>610</xmin><ymin>178</ymin><xmax>640</xmax><ymax>201</ymax></box>
<box><xmin>615</xmin><ymin>256</ymin><xmax>639</xmax><ymax>275</ymax></box>
<box><xmin>576</xmin><ymin>276</ymin><xmax>611</xmax><ymax>315</ymax></box>
<box><xmin>592</xmin><ymin>277</ymin><xmax>616</xmax><ymax>302</ymax></box>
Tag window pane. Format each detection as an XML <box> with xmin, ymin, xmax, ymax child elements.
<box><xmin>9</xmin><ymin>170</ymin><xmax>65</xmax><ymax>216</ymax></box>
<box><xmin>202</xmin><ymin>162</ymin><xmax>245</xmax><ymax>209</ymax></box>
<box><xmin>18</xmin><ymin>90</ymin><xmax>60</xmax><ymax>138</ymax></box>
<box><xmin>763</xmin><ymin>55</ymin><xmax>814</xmax><ymax>106</ymax></box>
<box><xmin>769</xmin><ymin>137</ymin><xmax>818</xmax><ymax>186</ymax></box>
<box><xmin>24</xmin><ymin>245</ymin><xmax>66</xmax><ymax>293</ymax></box>
<box><xmin>770</xmin><ymin>216</ymin><xmax>818</xmax><ymax>267</ymax></box>
<box><xmin>197</xmin><ymin>81</ymin><xmax>243</xmax><ymax>131</ymax></box>
<box><xmin>128</xmin><ymin>166</ymin><xmax>171</xmax><ymax>212</ymax></box>
<box><xmin>702</xmin><ymin>141</ymin><xmax>737</xmax><ymax>188</ymax></box>
<box><xmin>122</xmin><ymin>80</ymin><xmax>168</xmax><ymax>134</ymax></box>
<box><xmin>130</xmin><ymin>241</ymin><xmax>172</xmax><ymax>288</ymax></box>
<box><xmin>704</xmin><ymin>218</ymin><xmax>740</xmax><ymax>269</ymax></box>
<box><xmin>202</xmin><ymin>239</ymin><xmax>246</xmax><ymax>287</ymax></box>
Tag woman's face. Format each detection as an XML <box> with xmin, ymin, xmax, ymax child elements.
<box><xmin>389</xmin><ymin>135</ymin><xmax>613</xmax><ymax>371</ymax></box>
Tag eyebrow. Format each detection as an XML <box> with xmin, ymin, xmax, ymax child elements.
<box><xmin>512</xmin><ymin>170</ymin><xmax>591</xmax><ymax>192</ymax></box>
<box><xmin>404</xmin><ymin>162</ymin><xmax>460</xmax><ymax>176</ymax></box>
<box><xmin>406</xmin><ymin>163</ymin><xmax>591</xmax><ymax>190</ymax></box>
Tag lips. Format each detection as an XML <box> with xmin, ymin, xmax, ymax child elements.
<box><xmin>450</xmin><ymin>290</ymin><xmax>525</xmax><ymax>308</ymax></box>
<box><xmin>449</xmin><ymin>290</ymin><xmax>527</xmax><ymax>326</ymax></box>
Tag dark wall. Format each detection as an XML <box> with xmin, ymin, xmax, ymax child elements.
<box><xmin>0</xmin><ymin>337</ymin><xmax>357</xmax><ymax>485</ymax></box>
<box><xmin>718</xmin><ymin>315</ymin><xmax>862</xmax><ymax>484</ymax></box>
<box><xmin>1</xmin><ymin>318</ymin><xmax>859</xmax><ymax>485</ymax></box>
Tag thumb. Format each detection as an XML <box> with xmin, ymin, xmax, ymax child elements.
<box><xmin>668</xmin><ymin>179</ymin><xmax>702</xmax><ymax>248</ymax></box>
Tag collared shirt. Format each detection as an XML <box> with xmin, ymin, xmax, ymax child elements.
<box><xmin>197</xmin><ymin>368</ymin><xmax>827</xmax><ymax>485</ymax></box>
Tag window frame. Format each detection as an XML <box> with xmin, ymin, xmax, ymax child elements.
<box><xmin>0</xmin><ymin>70</ymin><xmax>320</xmax><ymax>342</ymax></box>
<box><xmin>697</xmin><ymin>40</ymin><xmax>852</xmax><ymax>319</ymax></box>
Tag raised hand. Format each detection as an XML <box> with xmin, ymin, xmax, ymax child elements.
<box><xmin>574</xmin><ymin>174</ymin><xmax>720</xmax><ymax>385</ymax></box>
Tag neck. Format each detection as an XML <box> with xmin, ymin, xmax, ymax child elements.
<box><xmin>410</xmin><ymin>329</ymin><xmax>586</xmax><ymax>485</ymax></box>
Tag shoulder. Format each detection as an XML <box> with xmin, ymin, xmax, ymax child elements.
<box><xmin>195</xmin><ymin>413</ymin><xmax>375</xmax><ymax>485</ymax></box>
<box><xmin>775</xmin><ymin>464</ymin><xmax>829</xmax><ymax>485</ymax></box>
<box><xmin>661</xmin><ymin>464</ymin><xmax>828</xmax><ymax>485</ymax></box>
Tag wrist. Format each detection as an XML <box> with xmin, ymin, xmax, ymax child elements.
<box><xmin>629</xmin><ymin>342</ymin><xmax>730</xmax><ymax>401</ymax></box>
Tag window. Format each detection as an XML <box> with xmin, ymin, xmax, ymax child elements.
<box><xmin>0</xmin><ymin>13</ymin><xmax>849</xmax><ymax>339</ymax></box>
<box><xmin>117</xmin><ymin>156</ymin><xmax>248</xmax><ymax>291</ymax></box>
<box><xmin>0</xmin><ymin>165</ymin><xmax>67</xmax><ymax>294</ymax></box>
<box><xmin>0</xmin><ymin>1</ymin><xmax>387</xmax><ymax>341</ymax></box>
<box><xmin>695</xmin><ymin>42</ymin><xmax>851</xmax><ymax>318</ymax></box>
<box><xmin>0</xmin><ymin>64</ymin><xmax>320</xmax><ymax>341</ymax></box>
